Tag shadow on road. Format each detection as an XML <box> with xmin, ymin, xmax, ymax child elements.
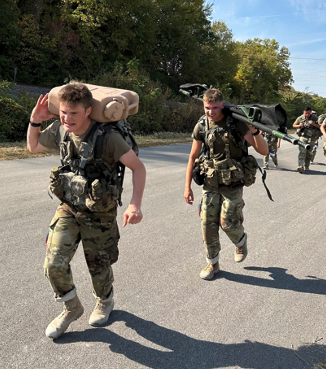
<box><xmin>55</xmin><ymin>310</ymin><xmax>325</xmax><ymax>369</ymax></box>
<box><xmin>219</xmin><ymin>267</ymin><xmax>326</xmax><ymax>296</ymax></box>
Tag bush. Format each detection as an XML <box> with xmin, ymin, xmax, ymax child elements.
<box><xmin>0</xmin><ymin>97</ymin><xmax>29</xmax><ymax>141</ymax></box>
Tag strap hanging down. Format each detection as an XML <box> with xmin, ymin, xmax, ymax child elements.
<box><xmin>257</xmin><ymin>166</ymin><xmax>274</xmax><ymax>201</ymax></box>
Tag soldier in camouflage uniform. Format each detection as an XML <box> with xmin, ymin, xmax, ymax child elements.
<box><xmin>318</xmin><ymin>113</ymin><xmax>326</xmax><ymax>161</ymax></box>
<box><xmin>261</xmin><ymin>132</ymin><xmax>281</xmax><ymax>169</ymax></box>
<box><xmin>184</xmin><ymin>89</ymin><xmax>268</xmax><ymax>280</ymax></box>
<box><xmin>310</xmin><ymin>111</ymin><xmax>319</xmax><ymax>164</ymax></box>
<box><xmin>27</xmin><ymin>83</ymin><xmax>146</xmax><ymax>339</ymax></box>
<box><xmin>293</xmin><ymin>107</ymin><xmax>321</xmax><ymax>173</ymax></box>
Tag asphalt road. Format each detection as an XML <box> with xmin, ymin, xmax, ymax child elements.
<box><xmin>1</xmin><ymin>141</ymin><xmax>326</xmax><ymax>369</ymax></box>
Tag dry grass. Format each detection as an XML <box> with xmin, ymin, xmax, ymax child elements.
<box><xmin>0</xmin><ymin>130</ymin><xmax>296</xmax><ymax>161</ymax></box>
<box><xmin>0</xmin><ymin>132</ymin><xmax>193</xmax><ymax>161</ymax></box>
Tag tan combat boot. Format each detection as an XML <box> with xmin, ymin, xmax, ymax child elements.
<box><xmin>200</xmin><ymin>255</ymin><xmax>220</xmax><ymax>280</ymax></box>
<box><xmin>45</xmin><ymin>289</ymin><xmax>84</xmax><ymax>339</ymax></box>
<box><xmin>234</xmin><ymin>233</ymin><xmax>248</xmax><ymax>263</ymax></box>
<box><xmin>89</xmin><ymin>289</ymin><xmax>114</xmax><ymax>326</ymax></box>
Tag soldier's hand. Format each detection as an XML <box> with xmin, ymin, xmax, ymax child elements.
<box><xmin>30</xmin><ymin>93</ymin><xmax>58</xmax><ymax>123</ymax></box>
<box><xmin>184</xmin><ymin>188</ymin><xmax>194</xmax><ymax>205</ymax></box>
<box><xmin>123</xmin><ymin>204</ymin><xmax>143</xmax><ymax>227</ymax></box>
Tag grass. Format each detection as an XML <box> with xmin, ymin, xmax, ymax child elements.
<box><xmin>0</xmin><ymin>129</ymin><xmax>297</xmax><ymax>161</ymax></box>
<box><xmin>0</xmin><ymin>132</ymin><xmax>193</xmax><ymax>161</ymax></box>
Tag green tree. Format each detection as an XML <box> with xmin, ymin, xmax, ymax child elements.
<box><xmin>0</xmin><ymin>0</ymin><xmax>22</xmax><ymax>80</ymax></box>
<box><xmin>233</xmin><ymin>38</ymin><xmax>293</xmax><ymax>104</ymax></box>
<box><xmin>198</xmin><ymin>20</ymin><xmax>239</xmax><ymax>99</ymax></box>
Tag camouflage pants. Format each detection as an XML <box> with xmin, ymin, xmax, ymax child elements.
<box><xmin>200</xmin><ymin>186</ymin><xmax>245</xmax><ymax>260</ymax></box>
<box><xmin>298</xmin><ymin>136</ymin><xmax>317</xmax><ymax>168</ymax></box>
<box><xmin>311</xmin><ymin>141</ymin><xmax>318</xmax><ymax>162</ymax></box>
<box><xmin>323</xmin><ymin>141</ymin><xmax>326</xmax><ymax>158</ymax></box>
<box><xmin>44</xmin><ymin>203</ymin><xmax>120</xmax><ymax>300</ymax></box>
<box><xmin>263</xmin><ymin>141</ymin><xmax>278</xmax><ymax>166</ymax></box>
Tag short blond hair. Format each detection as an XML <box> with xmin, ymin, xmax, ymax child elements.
<box><xmin>58</xmin><ymin>82</ymin><xmax>93</xmax><ymax>110</ymax></box>
<box><xmin>203</xmin><ymin>89</ymin><xmax>224</xmax><ymax>103</ymax></box>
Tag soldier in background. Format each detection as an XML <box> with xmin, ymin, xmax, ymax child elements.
<box><xmin>261</xmin><ymin>131</ymin><xmax>281</xmax><ymax>169</ymax></box>
<box><xmin>310</xmin><ymin>110</ymin><xmax>319</xmax><ymax>164</ymax></box>
<box><xmin>293</xmin><ymin>107</ymin><xmax>320</xmax><ymax>173</ymax></box>
<box><xmin>318</xmin><ymin>113</ymin><xmax>326</xmax><ymax>160</ymax></box>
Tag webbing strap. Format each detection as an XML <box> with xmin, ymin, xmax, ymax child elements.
<box><xmin>258</xmin><ymin>166</ymin><xmax>274</xmax><ymax>201</ymax></box>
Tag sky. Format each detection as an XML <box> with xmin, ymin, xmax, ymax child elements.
<box><xmin>210</xmin><ymin>0</ymin><xmax>326</xmax><ymax>97</ymax></box>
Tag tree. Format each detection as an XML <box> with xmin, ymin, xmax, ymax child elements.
<box><xmin>233</xmin><ymin>38</ymin><xmax>293</xmax><ymax>104</ymax></box>
<box><xmin>197</xmin><ymin>20</ymin><xmax>239</xmax><ymax>99</ymax></box>
<box><xmin>0</xmin><ymin>0</ymin><xmax>22</xmax><ymax>80</ymax></box>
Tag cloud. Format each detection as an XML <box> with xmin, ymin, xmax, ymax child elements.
<box><xmin>288</xmin><ymin>0</ymin><xmax>326</xmax><ymax>22</ymax></box>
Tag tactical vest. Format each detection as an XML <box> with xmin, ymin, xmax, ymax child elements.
<box><xmin>193</xmin><ymin>116</ymin><xmax>258</xmax><ymax>188</ymax></box>
<box><xmin>49</xmin><ymin>120</ymin><xmax>138</xmax><ymax>213</ymax></box>
<box><xmin>296</xmin><ymin>114</ymin><xmax>321</xmax><ymax>140</ymax></box>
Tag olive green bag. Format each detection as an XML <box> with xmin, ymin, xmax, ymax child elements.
<box><xmin>240</xmin><ymin>155</ymin><xmax>258</xmax><ymax>187</ymax></box>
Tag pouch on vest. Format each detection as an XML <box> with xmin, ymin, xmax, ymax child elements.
<box><xmin>85</xmin><ymin>179</ymin><xmax>119</xmax><ymax>212</ymax></box>
<box><xmin>49</xmin><ymin>167</ymin><xmax>64</xmax><ymax>200</ymax></box>
<box><xmin>240</xmin><ymin>155</ymin><xmax>258</xmax><ymax>187</ymax></box>
<box><xmin>192</xmin><ymin>158</ymin><xmax>205</xmax><ymax>186</ymax></box>
<box><xmin>204</xmin><ymin>158</ymin><xmax>244</xmax><ymax>187</ymax></box>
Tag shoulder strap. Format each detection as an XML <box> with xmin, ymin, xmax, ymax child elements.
<box><xmin>227</xmin><ymin>116</ymin><xmax>248</xmax><ymax>154</ymax></box>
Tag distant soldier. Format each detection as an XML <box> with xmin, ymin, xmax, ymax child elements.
<box><xmin>293</xmin><ymin>107</ymin><xmax>320</xmax><ymax>173</ymax></box>
<box><xmin>310</xmin><ymin>110</ymin><xmax>319</xmax><ymax>164</ymax></box>
<box><xmin>318</xmin><ymin>113</ymin><xmax>326</xmax><ymax>160</ymax></box>
<box><xmin>261</xmin><ymin>131</ymin><xmax>281</xmax><ymax>169</ymax></box>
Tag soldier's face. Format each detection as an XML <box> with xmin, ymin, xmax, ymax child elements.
<box><xmin>204</xmin><ymin>101</ymin><xmax>225</xmax><ymax>122</ymax></box>
<box><xmin>59</xmin><ymin>102</ymin><xmax>92</xmax><ymax>135</ymax></box>
<box><xmin>303</xmin><ymin>110</ymin><xmax>311</xmax><ymax>118</ymax></box>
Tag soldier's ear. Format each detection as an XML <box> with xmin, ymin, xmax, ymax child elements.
<box><xmin>85</xmin><ymin>106</ymin><xmax>92</xmax><ymax>117</ymax></box>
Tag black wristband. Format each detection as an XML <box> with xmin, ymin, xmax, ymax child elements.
<box><xmin>251</xmin><ymin>129</ymin><xmax>260</xmax><ymax>136</ymax></box>
<box><xmin>29</xmin><ymin>121</ymin><xmax>42</xmax><ymax>127</ymax></box>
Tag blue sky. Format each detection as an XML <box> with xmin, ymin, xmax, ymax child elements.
<box><xmin>210</xmin><ymin>0</ymin><xmax>326</xmax><ymax>97</ymax></box>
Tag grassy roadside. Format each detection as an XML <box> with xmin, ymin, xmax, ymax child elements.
<box><xmin>0</xmin><ymin>129</ymin><xmax>298</xmax><ymax>161</ymax></box>
<box><xmin>0</xmin><ymin>132</ymin><xmax>193</xmax><ymax>161</ymax></box>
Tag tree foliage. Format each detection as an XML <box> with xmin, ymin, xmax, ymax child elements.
<box><xmin>233</xmin><ymin>39</ymin><xmax>293</xmax><ymax>104</ymax></box>
<box><xmin>1</xmin><ymin>0</ymin><xmax>322</xmax><ymax>137</ymax></box>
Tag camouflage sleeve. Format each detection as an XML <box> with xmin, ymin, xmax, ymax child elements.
<box><xmin>38</xmin><ymin>120</ymin><xmax>62</xmax><ymax>150</ymax></box>
<box><xmin>293</xmin><ymin>116</ymin><xmax>302</xmax><ymax>125</ymax></box>
<box><xmin>105</xmin><ymin>130</ymin><xmax>132</xmax><ymax>163</ymax></box>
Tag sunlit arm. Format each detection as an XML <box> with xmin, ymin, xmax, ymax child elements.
<box><xmin>244</xmin><ymin>127</ymin><xmax>268</xmax><ymax>156</ymax></box>
<box><xmin>119</xmin><ymin>149</ymin><xmax>146</xmax><ymax>227</ymax></box>
<box><xmin>184</xmin><ymin>139</ymin><xmax>202</xmax><ymax>205</ymax></box>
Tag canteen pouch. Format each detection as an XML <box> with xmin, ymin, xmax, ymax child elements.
<box><xmin>204</xmin><ymin>158</ymin><xmax>244</xmax><ymax>187</ymax></box>
<box><xmin>240</xmin><ymin>155</ymin><xmax>258</xmax><ymax>187</ymax></box>
<box><xmin>192</xmin><ymin>160</ymin><xmax>205</xmax><ymax>186</ymax></box>
<box><xmin>49</xmin><ymin>167</ymin><xmax>64</xmax><ymax>200</ymax></box>
<box><xmin>85</xmin><ymin>179</ymin><xmax>119</xmax><ymax>212</ymax></box>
